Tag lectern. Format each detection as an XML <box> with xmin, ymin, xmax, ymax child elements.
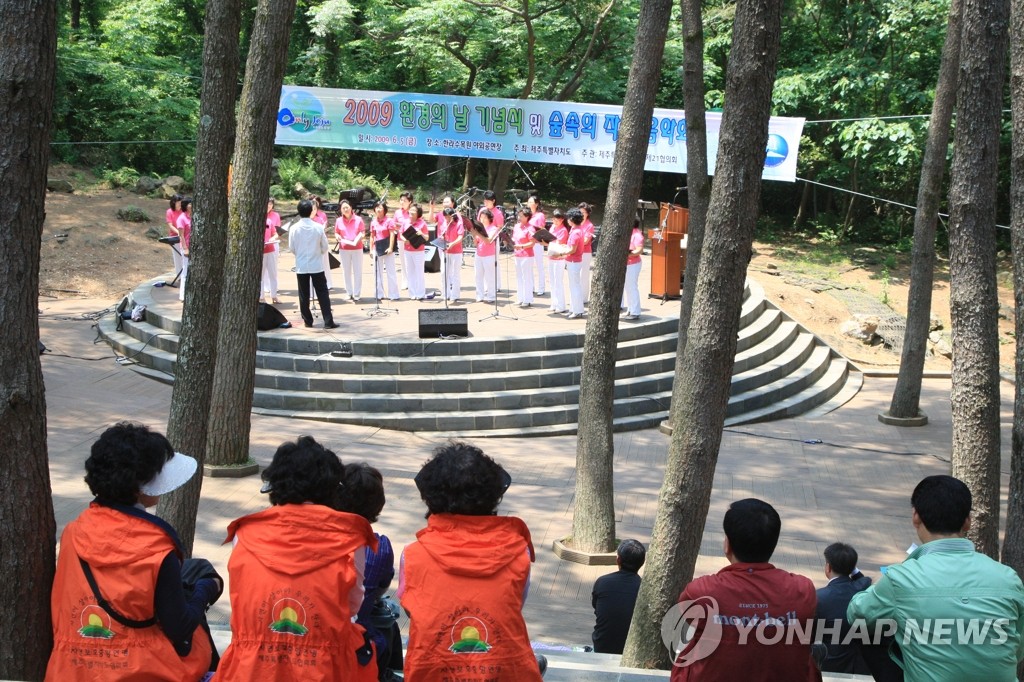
<box><xmin>648</xmin><ymin>203</ymin><xmax>689</xmax><ymax>299</ymax></box>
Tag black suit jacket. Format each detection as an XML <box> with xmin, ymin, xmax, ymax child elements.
<box><xmin>816</xmin><ymin>572</ymin><xmax>873</xmax><ymax>674</ymax></box>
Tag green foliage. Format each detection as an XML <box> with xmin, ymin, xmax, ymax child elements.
<box><xmin>116</xmin><ymin>205</ymin><xmax>150</xmax><ymax>222</ymax></box>
<box><xmin>277</xmin><ymin>157</ymin><xmax>326</xmax><ymax>194</ymax></box>
<box><xmin>101</xmin><ymin>166</ymin><xmax>140</xmax><ymax>188</ymax></box>
<box><xmin>324</xmin><ymin>166</ymin><xmax>390</xmax><ymax>200</ymax></box>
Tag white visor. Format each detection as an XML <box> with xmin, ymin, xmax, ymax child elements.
<box><xmin>139</xmin><ymin>452</ymin><xmax>198</xmax><ymax>496</ymax></box>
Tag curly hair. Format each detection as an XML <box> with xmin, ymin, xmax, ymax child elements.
<box><xmin>414</xmin><ymin>442</ymin><xmax>509</xmax><ymax>517</ymax></box>
<box><xmin>84</xmin><ymin>422</ymin><xmax>174</xmax><ymax>505</ymax></box>
<box><xmin>335</xmin><ymin>462</ymin><xmax>386</xmax><ymax>523</ymax></box>
<box><xmin>262</xmin><ymin>436</ymin><xmax>343</xmax><ymax>507</ymax></box>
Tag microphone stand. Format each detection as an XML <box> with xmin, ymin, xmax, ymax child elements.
<box><xmin>363</xmin><ymin>237</ymin><xmax>398</xmax><ymax>318</ymax></box>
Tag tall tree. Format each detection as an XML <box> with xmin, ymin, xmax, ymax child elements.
<box><xmin>1002</xmin><ymin>0</ymin><xmax>1024</xmax><ymax>598</ymax></box>
<box><xmin>668</xmin><ymin>0</ymin><xmax>711</xmax><ymax>422</ymax></box>
<box><xmin>206</xmin><ymin>0</ymin><xmax>298</xmax><ymax>466</ymax></box>
<box><xmin>621</xmin><ymin>0</ymin><xmax>783</xmax><ymax>668</ymax></box>
<box><xmin>571</xmin><ymin>0</ymin><xmax>675</xmax><ymax>554</ymax></box>
<box><xmin>0</xmin><ymin>0</ymin><xmax>58</xmax><ymax>676</ymax></box>
<box><xmin>948</xmin><ymin>0</ymin><xmax>1009</xmax><ymax>559</ymax></box>
<box><xmin>886</xmin><ymin>0</ymin><xmax>963</xmax><ymax>422</ymax></box>
<box><xmin>155</xmin><ymin>0</ymin><xmax>242</xmax><ymax>554</ymax></box>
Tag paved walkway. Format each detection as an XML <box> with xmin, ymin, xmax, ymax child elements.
<box><xmin>39</xmin><ymin>295</ymin><xmax>1016</xmax><ymax>653</ymax></box>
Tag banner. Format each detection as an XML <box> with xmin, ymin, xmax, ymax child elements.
<box><xmin>275</xmin><ymin>86</ymin><xmax>804</xmax><ymax>182</ymax></box>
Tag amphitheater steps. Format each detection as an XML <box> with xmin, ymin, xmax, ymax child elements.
<box><xmin>98</xmin><ymin>277</ymin><xmax>861</xmax><ymax>436</ymax></box>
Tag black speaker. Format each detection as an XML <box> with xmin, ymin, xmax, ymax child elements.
<box><xmin>257</xmin><ymin>303</ymin><xmax>289</xmax><ymax>331</ymax></box>
<box><xmin>423</xmin><ymin>245</ymin><xmax>441</xmax><ymax>273</ymax></box>
<box><xmin>418</xmin><ymin>309</ymin><xmax>468</xmax><ymax>338</ymax></box>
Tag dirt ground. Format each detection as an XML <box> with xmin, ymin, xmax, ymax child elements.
<box><xmin>39</xmin><ymin>165</ymin><xmax>1018</xmax><ymax>372</ymax></box>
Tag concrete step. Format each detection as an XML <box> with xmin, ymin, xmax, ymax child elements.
<box><xmin>733</xmin><ymin>318</ymin><xmax>799</xmax><ymax>375</ymax></box>
<box><xmin>726</xmin><ymin>356</ymin><xmax>852</xmax><ymax>425</ymax></box>
<box><xmin>732</xmin><ymin>330</ymin><xmax>816</xmax><ymax>395</ymax></box>
<box><xmin>726</xmin><ymin>344</ymin><xmax>833</xmax><ymax>417</ymax></box>
<box><xmin>735</xmin><ymin>306</ymin><xmax>783</xmax><ymax>353</ymax></box>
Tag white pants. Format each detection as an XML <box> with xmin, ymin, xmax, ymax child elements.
<box><xmin>549</xmin><ymin>258</ymin><xmax>566</xmax><ymax>311</ymax></box>
<box><xmin>533</xmin><ymin>243</ymin><xmax>545</xmax><ymax>293</ymax></box>
<box><xmin>624</xmin><ymin>261</ymin><xmax>642</xmax><ymax>315</ymax></box>
<box><xmin>374</xmin><ymin>252</ymin><xmax>399</xmax><ymax>299</ymax></box>
<box><xmin>339</xmin><ymin>249</ymin><xmax>362</xmax><ymax>298</ymax></box>
<box><xmin>442</xmin><ymin>252</ymin><xmax>463</xmax><ymax>300</ymax></box>
<box><xmin>581</xmin><ymin>251</ymin><xmax>593</xmax><ymax>303</ymax></box>
<box><xmin>261</xmin><ymin>248</ymin><xmax>279</xmax><ymax>299</ymax></box>
<box><xmin>403</xmin><ymin>249</ymin><xmax>426</xmax><ymax>299</ymax></box>
<box><xmin>515</xmin><ymin>257</ymin><xmax>534</xmax><ymax>304</ymax></box>
<box><xmin>567</xmin><ymin>261</ymin><xmax>584</xmax><ymax>314</ymax></box>
<box><xmin>322</xmin><ymin>250</ymin><xmax>333</xmax><ymax>289</ymax></box>
<box><xmin>171</xmin><ymin>244</ymin><xmax>182</xmax><ymax>276</ymax></box>
<box><xmin>475</xmin><ymin>253</ymin><xmax>497</xmax><ymax>301</ymax></box>
<box><xmin>179</xmin><ymin>255</ymin><xmax>189</xmax><ymax>302</ymax></box>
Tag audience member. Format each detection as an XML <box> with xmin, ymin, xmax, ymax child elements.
<box><xmin>669</xmin><ymin>498</ymin><xmax>821</xmax><ymax>681</ymax></box>
<box><xmin>848</xmin><ymin>475</ymin><xmax>1024</xmax><ymax>680</ymax></box>
<box><xmin>45</xmin><ymin>423</ymin><xmax>221</xmax><ymax>681</ymax></box>
<box><xmin>397</xmin><ymin>442</ymin><xmax>544</xmax><ymax>681</ymax></box>
<box><xmin>217</xmin><ymin>436</ymin><xmax>377</xmax><ymax>681</ymax></box>
<box><xmin>337</xmin><ymin>462</ymin><xmax>403</xmax><ymax>681</ymax></box>
<box><xmin>814</xmin><ymin>542</ymin><xmax>873</xmax><ymax>674</ymax></box>
<box><xmin>592</xmin><ymin>539</ymin><xmax>646</xmax><ymax>654</ymax></box>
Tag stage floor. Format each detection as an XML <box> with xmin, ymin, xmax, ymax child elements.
<box><xmin>152</xmin><ymin>248</ymin><xmax>680</xmax><ymax>343</ymax></box>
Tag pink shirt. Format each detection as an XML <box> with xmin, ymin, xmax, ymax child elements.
<box><xmin>371</xmin><ymin>216</ymin><xmax>397</xmax><ymax>244</ymax></box>
<box><xmin>627</xmin><ymin>227</ymin><xmax>644</xmax><ymax>265</ymax></box>
<box><xmin>313</xmin><ymin>210</ymin><xmax>328</xmax><ymax>226</ymax></box>
<box><xmin>166</xmin><ymin>208</ymin><xmax>182</xmax><ymax>235</ymax></box>
<box><xmin>475</xmin><ymin>224</ymin><xmax>499</xmax><ymax>257</ymax></box>
<box><xmin>394</xmin><ymin>208</ymin><xmax>412</xmax><ymax>230</ymax></box>
<box><xmin>528</xmin><ymin>211</ymin><xmax>546</xmax><ymax>231</ymax></box>
<box><xmin>581</xmin><ymin>219</ymin><xmax>595</xmax><ymax>254</ymax></box>
<box><xmin>479</xmin><ymin>205</ymin><xmax>505</xmax><ymax>229</ymax></box>
<box><xmin>266</xmin><ymin>211</ymin><xmax>281</xmax><ymax>231</ymax></box>
<box><xmin>335</xmin><ymin>215</ymin><xmax>364</xmax><ymax>250</ymax></box>
<box><xmin>263</xmin><ymin>224</ymin><xmax>277</xmax><ymax>254</ymax></box>
<box><xmin>441</xmin><ymin>216</ymin><xmax>465</xmax><ymax>255</ymax></box>
<box><xmin>548</xmin><ymin>223</ymin><xmax>569</xmax><ymax>259</ymax></box>
<box><xmin>565</xmin><ymin>228</ymin><xmax>584</xmax><ymax>263</ymax></box>
<box><xmin>513</xmin><ymin>223</ymin><xmax>536</xmax><ymax>258</ymax></box>
<box><xmin>176</xmin><ymin>213</ymin><xmax>192</xmax><ymax>250</ymax></box>
<box><xmin>404</xmin><ymin>218</ymin><xmax>428</xmax><ymax>252</ymax></box>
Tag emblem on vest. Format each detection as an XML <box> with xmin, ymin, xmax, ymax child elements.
<box><xmin>449</xmin><ymin>616</ymin><xmax>492</xmax><ymax>653</ymax></box>
<box><xmin>269</xmin><ymin>598</ymin><xmax>309</xmax><ymax>636</ymax></box>
<box><xmin>78</xmin><ymin>605</ymin><xmax>115</xmax><ymax>639</ymax></box>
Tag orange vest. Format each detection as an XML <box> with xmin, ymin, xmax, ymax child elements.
<box><xmin>217</xmin><ymin>504</ymin><xmax>378</xmax><ymax>682</ymax></box>
<box><xmin>45</xmin><ymin>503</ymin><xmax>213</xmax><ymax>681</ymax></box>
<box><xmin>401</xmin><ymin>514</ymin><xmax>543</xmax><ymax>682</ymax></box>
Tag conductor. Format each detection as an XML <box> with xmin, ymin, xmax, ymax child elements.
<box><xmin>290</xmin><ymin>199</ymin><xmax>338</xmax><ymax>329</ymax></box>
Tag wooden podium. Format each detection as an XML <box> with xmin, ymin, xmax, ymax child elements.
<box><xmin>649</xmin><ymin>203</ymin><xmax>689</xmax><ymax>299</ymax></box>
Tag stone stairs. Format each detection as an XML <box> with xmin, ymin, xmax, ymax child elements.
<box><xmin>97</xmin><ymin>278</ymin><xmax>861</xmax><ymax>436</ymax></box>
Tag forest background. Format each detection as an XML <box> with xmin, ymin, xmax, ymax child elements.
<box><xmin>54</xmin><ymin>0</ymin><xmax>987</xmax><ymax>253</ymax></box>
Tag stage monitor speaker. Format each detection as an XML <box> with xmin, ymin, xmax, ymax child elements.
<box><xmin>423</xmin><ymin>245</ymin><xmax>441</xmax><ymax>273</ymax></box>
<box><xmin>418</xmin><ymin>308</ymin><xmax>468</xmax><ymax>338</ymax></box>
<box><xmin>257</xmin><ymin>303</ymin><xmax>289</xmax><ymax>331</ymax></box>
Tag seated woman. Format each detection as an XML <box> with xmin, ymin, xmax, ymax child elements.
<box><xmin>336</xmin><ymin>462</ymin><xmax>403</xmax><ymax>681</ymax></box>
<box><xmin>45</xmin><ymin>422</ymin><xmax>222</xmax><ymax>681</ymax></box>
<box><xmin>397</xmin><ymin>442</ymin><xmax>543</xmax><ymax>682</ymax></box>
<box><xmin>217</xmin><ymin>436</ymin><xmax>378</xmax><ymax>681</ymax></box>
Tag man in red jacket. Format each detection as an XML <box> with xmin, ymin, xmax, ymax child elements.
<box><xmin>669</xmin><ymin>498</ymin><xmax>821</xmax><ymax>682</ymax></box>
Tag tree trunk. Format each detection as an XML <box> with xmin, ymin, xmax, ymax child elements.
<box><xmin>492</xmin><ymin>159</ymin><xmax>514</xmax><ymax>199</ymax></box>
<box><xmin>206</xmin><ymin>0</ymin><xmax>297</xmax><ymax>466</ymax></box>
<box><xmin>1001</xmin><ymin>0</ymin><xmax>1024</xmax><ymax>590</ymax></box>
<box><xmin>571</xmin><ymin>0</ymin><xmax>675</xmax><ymax>554</ymax></box>
<box><xmin>155</xmin><ymin>0</ymin><xmax>242</xmax><ymax>554</ymax></box>
<box><xmin>668</xmin><ymin>0</ymin><xmax>711</xmax><ymax>422</ymax></box>
<box><xmin>887</xmin><ymin>0</ymin><xmax>963</xmax><ymax>420</ymax></box>
<box><xmin>948</xmin><ymin>0</ymin><xmax>1009</xmax><ymax>559</ymax></box>
<box><xmin>621</xmin><ymin>0</ymin><xmax>783</xmax><ymax>668</ymax></box>
<box><xmin>0</xmin><ymin>0</ymin><xmax>57</xmax><ymax>676</ymax></box>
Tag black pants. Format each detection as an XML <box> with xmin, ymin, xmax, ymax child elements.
<box><xmin>296</xmin><ymin>271</ymin><xmax>334</xmax><ymax>326</ymax></box>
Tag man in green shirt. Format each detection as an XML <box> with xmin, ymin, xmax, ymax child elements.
<box><xmin>847</xmin><ymin>475</ymin><xmax>1024</xmax><ymax>681</ymax></box>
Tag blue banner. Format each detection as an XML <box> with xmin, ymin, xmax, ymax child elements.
<box><xmin>275</xmin><ymin>86</ymin><xmax>804</xmax><ymax>182</ymax></box>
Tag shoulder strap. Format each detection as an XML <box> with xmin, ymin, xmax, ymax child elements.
<box><xmin>78</xmin><ymin>557</ymin><xmax>158</xmax><ymax>629</ymax></box>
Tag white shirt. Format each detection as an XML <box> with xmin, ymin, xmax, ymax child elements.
<box><xmin>289</xmin><ymin>217</ymin><xmax>328</xmax><ymax>274</ymax></box>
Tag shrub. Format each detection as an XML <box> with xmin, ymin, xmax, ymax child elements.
<box><xmin>116</xmin><ymin>206</ymin><xmax>150</xmax><ymax>223</ymax></box>
<box><xmin>102</xmin><ymin>167</ymin><xmax>141</xmax><ymax>189</ymax></box>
